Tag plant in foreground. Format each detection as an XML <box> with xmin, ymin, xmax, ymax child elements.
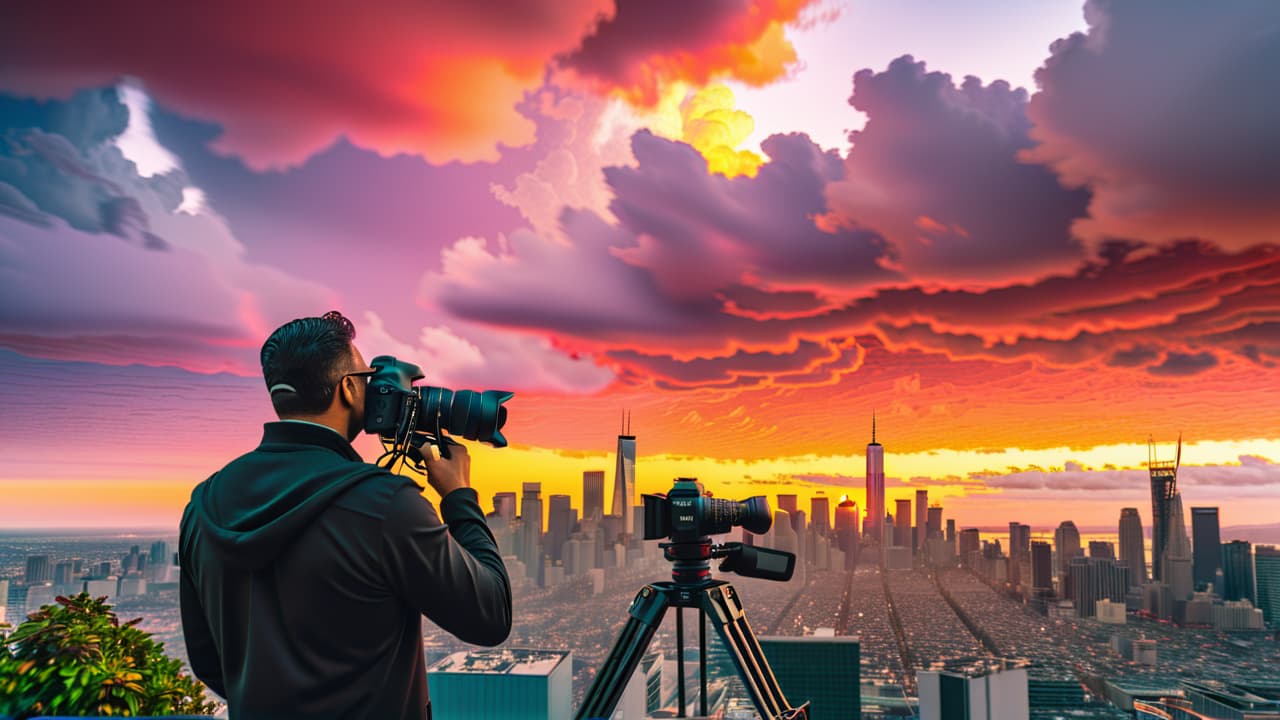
<box><xmin>0</xmin><ymin>592</ymin><xmax>217</xmax><ymax>718</ymax></box>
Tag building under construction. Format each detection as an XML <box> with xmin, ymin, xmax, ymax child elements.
<box><xmin>1148</xmin><ymin>435</ymin><xmax>1181</xmax><ymax>583</ymax></box>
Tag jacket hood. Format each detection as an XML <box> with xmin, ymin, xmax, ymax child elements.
<box><xmin>183</xmin><ymin>421</ymin><xmax>402</xmax><ymax>570</ymax></box>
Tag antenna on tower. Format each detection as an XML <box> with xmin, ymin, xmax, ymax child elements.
<box><xmin>1175</xmin><ymin>431</ymin><xmax>1182</xmax><ymax>473</ymax></box>
<box><xmin>872</xmin><ymin>409</ymin><xmax>877</xmax><ymax>444</ymax></box>
<box><xmin>627</xmin><ymin>410</ymin><xmax>632</xmax><ymax>435</ymax></box>
<box><xmin>621</xmin><ymin>410</ymin><xmax>625</xmax><ymax>435</ymax></box>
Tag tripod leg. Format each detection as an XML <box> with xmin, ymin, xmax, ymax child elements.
<box><xmin>699</xmin><ymin>608</ymin><xmax>708</xmax><ymax>717</ymax></box>
<box><xmin>676</xmin><ymin>607</ymin><xmax>685</xmax><ymax>717</ymax></box>
<box><xmin>700</xmin><ymin>583</ymin><xmax>810</xmax><ymax>720</ymax></box>
<box><xmin>576</xmin><ymin>584</ymin><xmax>671</xmax><ymax>720</ymax></box>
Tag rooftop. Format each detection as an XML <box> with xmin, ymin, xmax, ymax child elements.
<box><xmin>428</xmin><ymin>648</ymin><xmax>570</xmax><ymax>676</ymax></box>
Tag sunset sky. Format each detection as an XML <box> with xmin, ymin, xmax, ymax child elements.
<box><xmin>2</xmin><ymin>0</ymin><xmax>1278</xmax><ymax>532</ymax></box>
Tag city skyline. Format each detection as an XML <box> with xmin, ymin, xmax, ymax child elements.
<box><xmin>6</xmin><ymin>473</ymin><xmax>1278</xmax><ymax>716</ymax></box>
<box><xmin>2</xmin><ymin>1</ymin><xmax>1280</xmax><ymax>534</ymax></box>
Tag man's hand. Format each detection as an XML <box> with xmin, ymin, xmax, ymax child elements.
<box><xmin>422</xmin><ymin>439</ymin><xmax>470</xmax><ymax>499</ymax></box>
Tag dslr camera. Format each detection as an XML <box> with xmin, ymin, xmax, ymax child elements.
<box><xmin>362</xmin><ymin>355</ymin><xmax>512</xmax><ymax>460</ymax></box>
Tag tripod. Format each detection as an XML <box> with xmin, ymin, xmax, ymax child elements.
<box><xmin>576</xmin><ymin>540</ymin><xmax>809</xmax><ymax>720</ymax></box>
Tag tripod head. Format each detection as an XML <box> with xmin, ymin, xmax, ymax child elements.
<box><xmin>661</xmin><ymin>538</ymin><xmax>796</xmax><ymax>587</ymax></box>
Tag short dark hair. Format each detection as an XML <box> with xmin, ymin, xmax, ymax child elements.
<box><xmin>260</xmin><ymin>311</ymin><xmax>357</xmax><ymax>416</ymax></box>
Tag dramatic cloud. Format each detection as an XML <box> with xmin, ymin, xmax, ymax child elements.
<box><xmin>610</xmin><ymin>337</ymin><xmax>864</xmax><ymax>390</ymax></box>
<box><xmin>1023</xmin><ymin>0</ymin><xmax>1280</xmax><ymax>250</ymax></box>
<box><xmin>148</xmin><ymin>92</ymin><xmax>538</xmax><ymax>345</ymax></box>
<box><xmin>560</xmin><ymin>0</ymin><xmax>817</xmax><ymax>105</ymax></box>
<box><xmin>432</xmin><ymin>130</ymin><xmax>890</xmax><ymax>332</ymax></box>
<box><xmin>1</xmin><ymin>1</ymin><xmax>824</xmax><ymax>170</ymax></box>
<box><xmin>0</xmin><ymin>1</ymin><xmax>615</xmax><ymax>169</ymax></box>
<box><xmin>608</xmin><ymin>130</ymin><xmax>892</xmax><ymax>297</ymax></box>
<box><xmin>0</xmin><ymin>89</ymin><xmax>336</xmax><ymax>372</ymax></box>
<box><xmin>0</xmin><ymin>87</ymin><xmax>622</xmax><ymax>393</ymax></box>
<box><xmin>825</xmin><ymin>56</ymin><xmax>1091</xmax><ymax>286</ymax></box>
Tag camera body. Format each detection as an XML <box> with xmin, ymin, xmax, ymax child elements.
<box><xmin>363</xmin><ymin>355</ymin><xmax>512</xmax><ymax>447</ymax></box>
<box><xmin>643</xmin><ymin>478</ymin><xmax>794</xmax><ymax>584</ymax></box>
<box><xmin>643</xmin><ymin>478</ymin><xmax>771</xmax><ymax>542</ymax></box>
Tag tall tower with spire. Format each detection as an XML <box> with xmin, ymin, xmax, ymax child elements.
<box><xmin>865</xmin><ymin>411</ymin><xmax>885</xmax><ymax>544</ymax></box>
<box><xmin>612</xmin><ymin>411</ymin><xmax>637</xmax><ymax>536</ymax></box>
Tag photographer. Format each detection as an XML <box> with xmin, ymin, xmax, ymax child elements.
<box><xmin>179</xmin><ymin>311</ymin><xmax>511</xmax><ymax>719</ymax></box>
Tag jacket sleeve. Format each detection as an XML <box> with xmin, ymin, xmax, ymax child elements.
<box><xmin>179</xmin><ymin>563</ymin><xmax>227</xmax><ymax>699</ymax></box>
<box><xmin>380</xmin><ymin>486</ymin><xmax>512</xmax><ymax>646</ymax></box>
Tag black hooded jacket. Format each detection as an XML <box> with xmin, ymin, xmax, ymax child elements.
<box><xmin>179</xmin><ymin>421</ymin><xmax>511</xmax><ymax>719</ymax></box>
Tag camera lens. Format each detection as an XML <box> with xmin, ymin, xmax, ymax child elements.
<box><xmin>420</xmin><ymin>386</ymin><xmax>512</xmax><ymax>447</ymax></box>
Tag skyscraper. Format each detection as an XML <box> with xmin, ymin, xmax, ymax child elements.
<box><xmin>582</xmin><ymin>471</ymin><xmax>605</xmax><ymax>523</ymax></box>
<box><xmin>1054</xmin><ymin>521</ymin><xmax>1081</xmax><ymax>584</ymax></box>
<box><xmin>546</xmin><ymin>494</ymin><xmax>572</xmax><ymax>564</ymax></box>
<box><xmin>1009</xmin><ymin>523</ymin><xmax>1031</xmax><ymax>587</ymax></box>
<box><xmin>959</xmin><ymin>529</ymin><xmax>980</xmax><ymax>565</ymax></box>
<box><xmin>894</xmin><ymin>499</ymin><xmax>912</xmax><ymax>548</ymax></box>
<box><xmin>53</xmin><ymin>561</ymin><xmax>75</xmax><ymax>585</ymax></box>
<box><xmin>1088</xmin><ymin>541</ymin><xmax>1115</xmax><ymax>559</ymax></box>
<box><xmin>1163</xmin><ymin>492</ymin><xmax>1194</xmax><ymax>600</ymax></box>
<box><xmin>1148</xmin><ymin>436</ymin><xmax>1180</xmax><ymax>582</ymax></box>
<box><xmin>1222</xmin><ymin>540</ymin><xmax>1256</xmax><ymax>604</ymax></box>
<box><xmin>24</xmin><ymin>555</ymin><xmax>51</xmax><ymax>585</ymax></box>
<box><xmin>493</xmin><ymin>492</ymin><xmax>517</xmax><ymax>522</ymax></box>
<box><xmin>612</xmin><ymin>413</ymin><xmax>637</xmax><ymax>536</ymax></box>
<box><xmin>927</xmin><ymin>506</ymin><xmax>943</xmax><ymax>540</ymax></box>
<box><xmin>1191</xmin><ymin>507</ymin><xmax>1222</xmax><ymax>591</ymax></box>
<box><xmin>866</xmin><ymin>412</ymin><xmax>884</xmax><ymax>543</ymax></box>
<box><xmin>777</xmin><ymin>494</ymin><xmax>798</xmax><ymax>516</ymax></box>
<box><xmin>835</xmin><ymin>497</ymin><xmax>859</xmax><ymax>570</ymax></box>
<box><xmin>1119</xmin><ymin>508</ymin><xmax>1147</xmax><ymax>590</ymax></box>
<box><xmin>1069</xmin><ymin>556</ymin><xmax>1129</xmax><ymax>618</ymax></box>
<box><xmin>149</xmin><ymin>541</ymin><xmax>168</xmax><ymax>566</ymax></box>
<box><xmin>1255</xmin><ymin>545</ymin><xmax>1280</xmax><ymax>626</ymax></box>
<box><xmin>915</xmin><ymin>489</ymin><xmax>928</xmax><ymax>554</ymax></box>
<box><xmin>521</xmin><ymin>482</ymin><xmax>544</xmax><ymax>580</ymax></box>
<box><xmin>1031</xmin><ymin>541</ymin><xmax>1053</xmax><ymax>591</ymax></box>
<box><xmin>810</xmin><ymin>494</ymin><xmax>831</xmax><ymax>533</ymax></box>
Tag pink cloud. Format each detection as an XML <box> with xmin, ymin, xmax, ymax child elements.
<box><xmin>824</xmin><ymin>56</ymin><xmax>1091</xmax><ymax>287</ymax></box>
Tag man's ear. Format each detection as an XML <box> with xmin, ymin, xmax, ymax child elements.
<box><xmin>339</xmin><ymin>376</ymin><xmax>358</xmax><ymax>409</ymax></box>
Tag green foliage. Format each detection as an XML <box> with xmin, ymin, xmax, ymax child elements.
<box><xmin>0</xmin><ymin>593</ymin><xmax>218</xmax><ymax>718</ymax></box>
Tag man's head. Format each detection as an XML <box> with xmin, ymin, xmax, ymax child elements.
<box><xmin>260</xmin><ymin>311</ymin><xmax>373</xmax><ymax>441</ymax></box>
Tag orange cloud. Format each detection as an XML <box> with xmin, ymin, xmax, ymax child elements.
<box><xmin>559</xmin><ymin>0</ymin><xmax>816</xmax><ymax>106</ymax></box>
<box><xmin>0</xmin><ymin>1</ymin><xmax>615</xmax><ymax>169</ymax></box>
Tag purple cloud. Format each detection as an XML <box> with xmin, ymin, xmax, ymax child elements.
<box><xmin>825</xmin><ymin>55</ymin><xmax>1091</xmax><ymax>286</ymax></box>
<box><xmin>1023</xmin><ymin>0</ymin><xmax>1280</xmax><ymax>250</ymax></box>
<box><xmin>607</xmin><ymin>130</ymin><xmax>893</xmax><ymax>298</ymax></box>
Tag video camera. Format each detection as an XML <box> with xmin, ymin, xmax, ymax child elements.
<box><xmin>643</xmin><ymin>478</ymin><xmax>795</xmax><ymax>585</ymax></box>
<box><xmin>362</xmin><ymin>355</ymin><xmax>512</xmax><ymax>463</ymax></box>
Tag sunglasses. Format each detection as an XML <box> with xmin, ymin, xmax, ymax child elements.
<box><xmin>340</xmin><ymin>369</ymin><xmax>377</xmax><ymax>386</ymax></box>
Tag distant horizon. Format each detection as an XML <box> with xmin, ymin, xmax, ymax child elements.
<box><xmin>5</xmin><ymin>520</ymin><xmax>1279</xmax><ymax>539</ymax></box>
